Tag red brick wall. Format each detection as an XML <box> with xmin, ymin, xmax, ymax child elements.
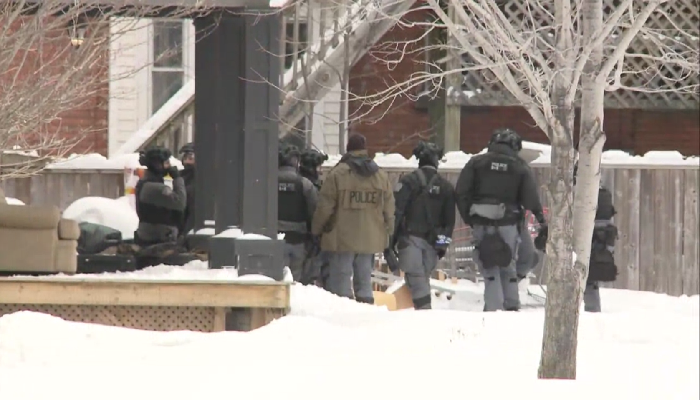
<box><xmin>1</xmin><ymin>18</ymin><xmax>108</xmax><ymax>157</ymax></box>
<box><xmin>349</xmin><ymin>14</ymin><xmax>700</xmax><ymax>158</ymax></box>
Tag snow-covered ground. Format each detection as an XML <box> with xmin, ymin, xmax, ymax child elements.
<box><xmin>0</xmin><ymin>263</ymin><xmax>697</xmax><ymax>400</ymax></box>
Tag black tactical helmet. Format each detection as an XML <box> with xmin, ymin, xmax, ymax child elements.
<box><xmin>279</xmin><ymin>143</ymin><xmax>301</xmax><ymax>167</ymax></box>
<box><xmin>300</xmin><ymin>148</ymin><xmax>329</xmax><ymax>169</ymax></box>
<box><xmin>179</xmin><ymin>142</ymin><xmax>194</xmax><ymax>155</ymax></box>
<box><xmin>413</xmin><ymin>141</ymin><xmax>444</xmax><ymax>167</ymax></box>
<box><xmin>139</xmin><ymin>147</ymin><xmax>172</xmax><ymax>170</ymax></box>
<box><xmin>490</xmin><ymin>128</ymin><xmax>523</xmax><ymax>152</ymax></box>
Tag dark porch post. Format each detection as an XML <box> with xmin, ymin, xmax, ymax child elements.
<box><xmin>194</xmin><ymin>10</ymin><xmax>284</xmax><ymax>275</ymax></box>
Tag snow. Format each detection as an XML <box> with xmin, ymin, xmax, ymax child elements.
<box><xmin>0</xmin><ymin>274</ymin><xmax>697</xmax><ymax>399</ymax></box>
<box><xmin>4</xmin><ymin>197</ymin><xmax>25</xmax><ymax>205</ymax></box>
<box><xmin>238</xmin><ymin>233</ymin><xmax>271</xmax><ymax>240</ymax></box>
<box><xmin>214</xmin><ymin>227</ymin><xmax>243</xmax><ymax>238</ymax></box>
<box><xmin>46</xmin><ymin>152</ymin><xmax>183</xmax><ymax>170</ymax></box>
<box><xmin>317</xmin><ymin>141</ymin><xmax>698</xmax><ymax>170</ymax></box>
<box><xmin>62</xmin><ymin>196</ymin><xmax>139</xmax><ymax>240</ymax></box>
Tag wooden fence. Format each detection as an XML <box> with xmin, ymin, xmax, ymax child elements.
<box><xmin>1</xmin><ymin>164</ymin><xmax>697</xmax><ymax>296</ymax></box>
<box><xmin>363</xmin><ymin>164</ymin><xmax>699</xmax><ymax>297</ymax></box>
<box><xmin>0</xmin><ymin>169</ymin><xmax>124</xmax><ymax>211</ymax></box>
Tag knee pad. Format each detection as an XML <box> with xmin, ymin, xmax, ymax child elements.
<box><xmin>486</xmin><ymin>276</ymin><xmax>496</xmax><ymax>281</ymax></box>
<box><xmin>509</xmin><ymin>278</ymin><xmax>518</xmax><ymax>283</ymax></box>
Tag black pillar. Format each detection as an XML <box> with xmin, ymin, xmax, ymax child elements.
<box><xmin>194</xmin><ymin>11</ymin><xmax>280</xmax><ymax>237</ymax></box>
<box><xmin>193</xmin><ymin>17</ymin><xmax>218</xmax><ymax>231</ymax></box>
<box><xmin>194</xmin><ymin>10</ymin><xmax>284</xmax><ymax>276</ymax></box>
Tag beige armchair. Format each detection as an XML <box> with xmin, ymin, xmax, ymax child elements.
<box><xmin>0</xmin><ymin>204</ymin><xmax>80</xmax><ymax>274</ymax></box>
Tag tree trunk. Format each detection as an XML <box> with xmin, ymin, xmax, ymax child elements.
<box><xmin>538</xmin><ymin>0</ymin><xmax>580</xmax><ymax>379</ymax></box>
<box><xmin>574</xmin><ymin>0</ymin><xmax>606</xmax><ymax>282</ymax></box>
<box><xmin>538</xmin><ymin>115</ymin><xmax>580</xmax><ymax>380</ymax></box>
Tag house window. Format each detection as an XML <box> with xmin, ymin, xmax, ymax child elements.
<box><xmin>152</xmin><ymin>20</ymin><xmax>184</xmax><ymax>114</ymax></box>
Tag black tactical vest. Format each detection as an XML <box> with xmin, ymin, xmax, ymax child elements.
<box><xmin>473</xmin><ymin>153</ymin><xmax>521</xmax><ymax>207</ymax></box>
<box><xmin>405</xmin><ymin>168</ymin><xmax>442</xmax><ymax>238</ymax></box>
<box><xmin>135</xmin><ymin>176</ymin><xmax>183</xmax><ymax>227</ymax></box>
<box><xmin>278</xmin><ymin>173</ymin><xmax>307</xmax><ymax>228</ymax></box>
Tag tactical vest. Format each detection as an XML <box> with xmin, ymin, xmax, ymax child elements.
<box><xmin>405</xmin><ymin>168</ymin><xmax>441</xmax><ymax>238</ymax></box>
<box><xmin>278</xmin><ymin>173</ymin><xmax>307</xmax><ymax>233</ymax></box>
<box><xmin>134</xmin><ymin>176</ymin><xmax>183</xmax><ymax>227</ymax></box>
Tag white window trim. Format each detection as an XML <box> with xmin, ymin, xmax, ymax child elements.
<box><xmin>148</xmin><ymin>19</ymin><xmax>189</xmax><ymax>116</ymax></box>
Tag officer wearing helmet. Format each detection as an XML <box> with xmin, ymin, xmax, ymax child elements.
<box><xmin>178</xmin><ymin>142</ymin><xmax>196</xmax><ymax>238</ymax></box>
<box><xmin>298</xmin><ymin>148</ymin><xmax>329</xmax><ymax>285</ymax></box>
<box><xmin>135</xmin><ymin>147</ymin><xmax>187</xmax><ymax>246</ymax></box>
<box><xmin>388</xmin><ymin>141</ymin><xmax>456</xmax><ymax>310</ymax></box>
<box><xmin>574</xmin><ymin>162</ymin><xmax>618</xmax><ymax>312</ymax></box>
<box><xmin>455</xmin><ymin>129</ymin><xmax>545</xmax><ymax>312</ymax></box>
<box><xmin>299</xmin><ymin>148</ymin><xmax>328</xmax><ymax>190</ymax></box>
<box><xmin>278</xmin><ymin>143</ymin><xmax>319</xmax><ymax>282</ymax></box>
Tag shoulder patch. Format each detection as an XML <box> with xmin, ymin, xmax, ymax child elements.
<box><xmin>393</xmin><ymin>182</ymin><xmax>403</xmax><ymax>192</ymax></box>
<box><xmin>161</xmin><ymin>186</ymin><xmax>173</xmax><ymax>196</ymax></box>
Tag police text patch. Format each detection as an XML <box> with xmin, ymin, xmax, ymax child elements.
<box><xmin>490</xmin><ymin>162</ymin><xmax>508</xmax><ymax>172</ymax></box>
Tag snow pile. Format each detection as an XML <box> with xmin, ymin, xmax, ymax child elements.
<box><xmin>4</xmin><ymin>197</ymin><xmax>25</xmax><ymax>206</ymax></box>
<box><xmin>0</xmin><ymin>287</ymin><xmax>697</xmax><ymax>399</ymax></box>
<box><xmin>46</xmin><ymin>153</ymin><xmax>183</xmax><ymax>170</ymax></box>
<box><xmin>62</xmin><ymin>196</ymin><xmax>139</xmax><ymax>240</ymax></box>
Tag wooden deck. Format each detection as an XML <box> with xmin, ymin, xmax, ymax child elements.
<box><xmin>0</xmin><ymin>278</ymin><xmax>291</xmax><ymax>332</ymax></box>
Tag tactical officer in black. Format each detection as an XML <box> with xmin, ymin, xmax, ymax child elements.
<box><xmin>389</xmin><ymin>141</ymin><xmax>456</xmax><ymax>310</ymax></box>
<box><xmin>455</xmin><ymin>129</ymin><xmax>546</xmax><ymax>312</ymax></box>
<box><xmin>299</xmin><ymin>148</ymin><xmax>328</xmax><ymax>190</ymax></box>
<box><xmin>178</xmin><ymin>142</ymin><xmax>196</xmax><ymax>239</ymax></box>
<box><xmin>575</xmin><ymin>163</ymin><xmax>618</xmax><ymax>312</ymax></box>
<box><xmin>278</xmin><ymin>144</ymin><xmax>319</xmax><ymax>282</ymax></box>
<box><xmin>134</xmin><ymin>147</ymin><xmax>187</xmax><ymax>246</ymax></box>
<box><xmin>298</xmin><ymin>148</ymin><xmax>329</xmax><ymax>285</ymax></box>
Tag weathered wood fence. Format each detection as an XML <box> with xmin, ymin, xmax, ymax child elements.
<box><xmin>363</xmin><ymin>164</ymin><xmax>699</xmax><ymax>297</ymax></box>
<box><xmin>0</xmin><ymin>169</ymin><xmax>124</xmax><ymax>210</ymax></box>
<box><xmin>1</xmin><ymin>164</ymin><xmax>697</xmax><ymax>296</ymax></box>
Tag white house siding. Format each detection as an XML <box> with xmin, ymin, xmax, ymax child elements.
<box><xmin>108</xmin><ymin>19</ymin><xmax>196</xmax><ymax>156</ymax></box>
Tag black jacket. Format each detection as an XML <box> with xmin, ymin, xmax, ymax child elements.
<box><xmin>135</xmin><ymin>170</ymin><xmax>187</xmax><ymax>244</ymax></box>
<box><xmin>179</xmin><ymin>166</ymin><xmax>196</xmax><ymax>236</ymax></box>
<box><xmin>455</xmin><ymin>143</ymin><xmax>544</xmax><ymax>226</ymax></box>
<box><xmin>394</xmin><ymin>165</ymin><xmax>456</xmax><ymax>241</ymax></box>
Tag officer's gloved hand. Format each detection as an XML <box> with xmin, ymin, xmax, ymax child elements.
<box><xmin>167</xmin><ymin>167</ymin><xmax>180</xmax><ymax>179</ymax></box>
<box><xmin>434</xmin><ymin>235</ymin><xmax>451</xmax><ymax>260</ymax></box>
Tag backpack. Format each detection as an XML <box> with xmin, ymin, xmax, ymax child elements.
<box><xmin>588</xmin><ymin>224</ymin><xmax>618</xmax><ymax>282</ymax></box>
<box><xmin>77</xmin><ymin>222</ymin><xmax>123</xmax><ymax>255</ymax></box>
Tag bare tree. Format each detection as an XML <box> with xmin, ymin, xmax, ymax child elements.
<box><xmin>0</xmin><ymin>0</ymin><xmax>211</xmax><ymax>179</ymax></box>
<box><xmin>295</xmin><ymin>0</ymin><xmax>697</xmax><ymax>378</ymax></box>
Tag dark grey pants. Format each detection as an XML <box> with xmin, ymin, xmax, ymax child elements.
<box><xmin>516</xmin><ymin>223</ymin><xmax>540</xmax><ymax>280</ymax></box>
<box><xmin>283</xmin><ymin>242</ymin><xmax>306</xmax><ymax>282</ymax></box>
<box><xmin>472</xmin><ymin>224</ymin><xmax>521</xmax><ymax>311</ymax></box>
<box><xmin>584</xmin><ymin>281</ymin><xmax>601</xmax><ymax>312</ymax></box>
<box><xmin>325</xmin><ymin>252</ymin><xmax>375</xmax><ymax>304</ymax></box>
<box><xmin>397</xmin><ymin>235</ymin><xmax>438</xmax><ymax>310</ymax></box>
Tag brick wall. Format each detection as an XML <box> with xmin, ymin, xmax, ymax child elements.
<box><xmin>0</xmin><ymin>18</ymin><xmax>109</xmax><ymax>157</ymax></box>
<box><xmin>349</xmin><ymin>13</ymin><xmax>700</xmax><ymax>158</ymax></box>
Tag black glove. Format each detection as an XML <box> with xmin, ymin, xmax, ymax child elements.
<box><xmin>436</xmin><ymin>248</ymin><xmax>447</xmax><ymax>260</ymax></box>
<box><xmin>168</xmin><ymin>167</ymin><xmax>180</xmax><ymax>179</ymax></box>
<box><xmin>383</xmin><ymin>247</ymin><xmax>399</xmax><ymax>272</ymax></box>
<box><xmin>534</xmin><ymin>225</ymin><xmax>548</xmax><ymax>252</ymax></box>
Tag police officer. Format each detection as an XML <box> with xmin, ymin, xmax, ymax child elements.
<box><xmin>390</xmin><ymin>141</ymin><xmax>456</xmax><ymax>310</ymax></box>
<box><xmin>575</xmin><ymin>163</ymin><xmax>618</xmax><ymax>312</ymax></box>
<box><xmin>299</xmin><ymin>148</ymin><xmax>328</xmax><ymax>190</ymax></box>
<box><xmin>278</xmin><ymin>143</ymin><xmax>318</xmax><ymax>282</ymax></box>
<box><xmin>299</xmin><ymin>148</ymin><xmax>330</xmax><ymax>285</ymax></box>
<box><xmin>455</xmin><ymin>129</ymin><xmax>546</xmax><ymax>312</ymax></box>
<box><xmin>178</xmin><ymin>142</ymin><xmax>196</xmax><ymax>239</ymax></box>
<box><xmin>312</xmin><ymin>133</ymin><xmax>395</xmax><ymax>304</ymax></box>
<box><xmin>134</xmin><ymin>147</ymin><xmax>187</xmax><ymax>246</ymax></box>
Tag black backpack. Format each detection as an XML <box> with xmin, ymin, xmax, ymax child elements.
<box><xmin>477</xmin><ymin>228</ymin><xmax>513</xmax><ymax>269</ymax></box>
